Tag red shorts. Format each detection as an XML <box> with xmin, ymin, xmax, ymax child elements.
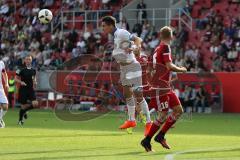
<box><xmin>149</xmin><ymin>91</ymin><xmax>181</xmax><ymax>112</ymax></box>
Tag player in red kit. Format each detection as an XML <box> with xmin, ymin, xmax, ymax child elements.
<box><xmin>141</xmin><ymin>26</ymin><xmax>187</xmax><ymax>152</ymax></box>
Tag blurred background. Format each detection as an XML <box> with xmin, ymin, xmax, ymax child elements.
<box><xmin>0</xmin><ymin>0</ymin><xmax>240</xmax><ymax>114</ymax></box>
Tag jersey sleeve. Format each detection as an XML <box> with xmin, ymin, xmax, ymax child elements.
<box><xmin>16</xmin><ymin>68</ymin><xmax>22</xmax><ymax>76</ymax></box>
<box><xmin>162</xmin><ymin>45</ymin><xmax>172</xmax><ymax>63</ymax></box>
<box><xmin>121</xmin><ymin>30</ymin><xmax>131</xmax><ymax>41</ymax></box>
<box><xmin>130</xmin><ymin>34</ymin><xmax>137</xmax><ymax>41</ymax></box>
<box><xmin>115</xmin><ymin>29</ymin><xmax>131</xmax><ymax>49</ymax></box>
<box><xmin>0</xmin><ymin>61</ymin><xmax>5</xmax><ymax>72</ymax></box>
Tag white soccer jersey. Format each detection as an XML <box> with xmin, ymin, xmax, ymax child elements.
<box><xmin>0</xmin><ymin>61</ymin><xmax>5</xmax><ymax>90</ymax></box>
<box><xmin>112</xmin><ymin>28</ymin><xmax>136</xmax><ymax>63</ymax></box>
<box><xmin>0</xmin><ymin>60</ymin><xmax>8</xmax><ymax>104</ymax></box>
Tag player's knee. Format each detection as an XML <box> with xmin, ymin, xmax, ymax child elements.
<box><xmin>1</xmin><ymin>104</ymin><xmax>8</xmax><ymax>110</ymax></box>
<box><xmin>158</xmin><ymin>111</ymin><xmax>168</xmax><ymax>121</ymax></box>
<box><xmin>158</xmin><ymin>116</ymin><xmax>166</xmax><ymax>124</ymax></box>
<box><xmin>126</xmin><ymin>97</ymin><xmax>135</xmax><ymax>106</ymax></box>
<box><xmin>155</xmin><ymin>114</ymin><xmax>167</xmax><ymax>126</ymax></box>
<box><xmin>173</xmin><ymin>105</ymin><xmax>183</xmax><ymax>117</ymax></box>
<box><xmin>178</xmin><ymin>106</ymin><xmax>184</xmax><ymax>115</ymax></box>
<box><xmin>134</xmin><ymin>92</ymin><xmax>144</xmax><ymax>104</ymax></box>
<box><xmin>135</xmin><ymin>105</ymin><xmax>141</xmax><ymax>113</ymax></box>
<box><xmin>3</xmin><ymin>104</ymin><xmax>8</xmax><ymax>110</ymax></box>
<box><xmin>123</xmin><ymin>87</ymin><xmax>133</xmax><ymax>99</ymax></box>
<box><xmin>136</xmin><ymin>97</ymin><xmax>144</xmax><ymax>104</ymax></box>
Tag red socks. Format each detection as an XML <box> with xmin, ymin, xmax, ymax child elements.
<box><xmin>160</xmin><ymin>114</ymin><xmax>176</xmax><ymax>134</ymax></box>
<box><xmin>146</xmin><ymin>114</ymin><xmax>177</xmax><ymax>140</ymax></box>
<box><xmin>147</xmin><ymin>123</ymin><xmax>160</xmax><ymax>138</ymax></box>
<box><xmin>147</xmin><ymin>119</ymin><xmax>164</xmax><ymax>138</ymax></box>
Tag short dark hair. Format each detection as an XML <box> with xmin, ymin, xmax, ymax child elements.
<box><xmin>102</xmin><ymin>16</ymin><xmax>116</xmax><ymax>27</ymax></box>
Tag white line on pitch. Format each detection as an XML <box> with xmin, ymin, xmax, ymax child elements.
<box><xmin>164</xmin><ymin>146</ymin><xmax>240</xmax><ymax>160</ymax></box>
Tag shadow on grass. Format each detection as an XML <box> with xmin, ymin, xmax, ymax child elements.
<box><xmin>1</xmin><ymin>147</ymin><xmax>148</xmax><ymax>160</ymax></box>
<box><xmin>0</xmin><ymin>133</ymin><xmax>123</xmax><ymax>139</ymax></box>
<box><xmin>5</xmin><ymin>110</ymin><xmax>240</xmax><ymax>137</ymax></box>
<box><xmin>1</xmin><ymin>147</ymin><xmax>133</xmax><ymax>156</ymax></box>
<box><xmin>20</xmin><ymin>151</ymin><xmax>148</xmax><ymax>160</ymax></box>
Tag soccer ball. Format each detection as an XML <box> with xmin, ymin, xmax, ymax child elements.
<box><xmin>38</xmin><ymin>9</ymin><xmax>53</xmax><ymax>24</ymax></box>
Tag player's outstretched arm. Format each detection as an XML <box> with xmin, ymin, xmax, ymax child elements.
<box><xmin>165</xmin><ymin>62</ymin><xmax>187</xmax><ymax>73</ymax></box>
<box><xmin>132</xmin><ymin>36</ymin><xmax>142</xmax><ymax>47</ymax></box>
<box><xmin>125</xmin><ymin>36</ymin><xmax>142</xmax><ymax>53</ymax></box>
<box><xmin>127</xmin><ymin>36</ymin><xmax>142</xmax><ymax>54</ymax></box>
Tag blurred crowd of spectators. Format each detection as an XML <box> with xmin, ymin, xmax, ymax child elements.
<box><xmin>174</xmin><ymin>84</ymin><xmax>220</xmax><ymax>113</ymax></box>
<box><xmin>193</xmin><ymin>1</ymin><xmax>240</xmax><ymax>71</ymax></box>
<box><xmin>0</xmin><ymin>0</ymin><xmax>62</xmax><ymax>70</ymax></box>
<box><xmin>0</xmin><ymin>0</ymin><xmax>127</xmax><ymax>71</ymax></box>
<box><xmin>199</xmin><ymin>11</ymin><xmax>240</xmax><ymax>71</ymax></box>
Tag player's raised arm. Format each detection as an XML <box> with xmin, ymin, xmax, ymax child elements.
<box><xmin>131</xmin><ymin>35</ymin><xmax>142</xmax><ymax>47</ymax></box>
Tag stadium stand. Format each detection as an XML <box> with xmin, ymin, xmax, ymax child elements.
<box><xmin>185</xmin><ymin>0</ymin><xmax>240</xmax><ymax>72</ymax></box>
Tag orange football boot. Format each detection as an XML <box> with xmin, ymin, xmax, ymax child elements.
<box><xmin>119</xmin><ymin>120</ymin><xmax>136</xmax><ymax>129</ymax></box>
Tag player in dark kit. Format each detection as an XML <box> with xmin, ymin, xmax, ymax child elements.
<box><xmin>15</xmin><ymin>55</ymin><xmax>38</xmax><ymax>126</ymax></box>
<box><xmin>141</xmin><ymin>26</ymin><xmax>187</xmax><ymax>152</ymax></box>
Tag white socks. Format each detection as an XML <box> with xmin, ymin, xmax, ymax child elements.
<box><xmin>0</xmin><ymin>108</ymin><xmax>7</xmax><ymax>120</ymax></box>
<box><xmin>0</xmin><ymin>109</ymin><xmax>2</xmax><ymax>119</ymax></box>
<box><xmin>139</xmin><ymin>99</ymin><xmax>151</xmax><ymax>123</ymax></box>
<box><xmin>126</xmin><ymin>97</ymin><xmax>136</xmax><ymax>121</ymax></box>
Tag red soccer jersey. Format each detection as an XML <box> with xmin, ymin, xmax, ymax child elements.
<box><xmin>152</xmin><ymin>42</ymin><xmax>172</xmax><ymax>82</ymax></box>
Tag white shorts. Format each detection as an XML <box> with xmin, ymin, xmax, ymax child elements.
<box><xmin>120</xmin><ymin>61</ymin><xmax>142</xmax><ymax>88</ymax></box>
<box><xmin>0</xmin><ymin>89</ymin><xmax>8</xmax><ymax>104</ymax></box>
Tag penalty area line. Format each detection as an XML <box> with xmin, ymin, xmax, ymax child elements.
<box><xmin>164</xmin><ymin>146</ymin><xmax>239</xmax><ymax>160</ymax></box>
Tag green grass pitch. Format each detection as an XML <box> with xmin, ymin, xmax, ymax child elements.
<box><xmin>0</xmin><ymin>110</ymin><xmax>240</xmax><ymax>160</ymax></box>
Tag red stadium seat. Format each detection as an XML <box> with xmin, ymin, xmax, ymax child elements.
<box><xmin>191</xmin><ymin>5</ymin><xmax>201</xmax><ymax>18</ymax></box>
<box><xmin>214</xmin><ymin>1</ymin><xmax>229</xmax><ymax>13</ymax></box>
<box><xmin>67</xmin><ymin>22</ymin><xmax>75</xmax><ymax>30</ymax></box>
<box><xmin>204</xmin><ymin>0</ymin><xmax>212</xmax><ymax>8</ymax></box>
<box><xmin>75</xmin><ymin>16</ymin><xmax>84</xmax><ymax>30</ymax></box>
